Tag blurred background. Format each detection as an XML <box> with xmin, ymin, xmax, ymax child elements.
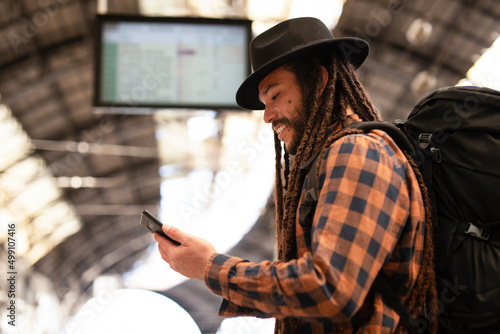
<box><xmin>0</xmin><ymin>0</ymin><xmax>499</xmax><ymax>333</ymax></box>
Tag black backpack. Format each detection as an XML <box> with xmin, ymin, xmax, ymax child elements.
<box><xmin>299</xmin><ymin>86</ymin><xmax>500</xmax><ymax>333</ymax></box>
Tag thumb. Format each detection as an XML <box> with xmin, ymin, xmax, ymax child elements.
<box><xmin>162</xmin><ymin>224</ymin><xmax>183</xmax><ymax>242</ymax></box>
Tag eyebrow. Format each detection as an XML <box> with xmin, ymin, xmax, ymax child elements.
<box><xmin>259</xmin><ymin>82</ymin><xmax>279</xmax><ymax>101</ymax></box>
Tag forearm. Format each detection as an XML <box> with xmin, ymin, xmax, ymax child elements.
<box><xmin>204</xmin><ymin>252</ymin><xmax>361</xmax><ymax>322</ymax></box>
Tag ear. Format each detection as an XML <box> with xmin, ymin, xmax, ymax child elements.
<box><xmin>319</xmin><ymin>66</ymin><xmax>329</xmax><ymax>96</ymax></box>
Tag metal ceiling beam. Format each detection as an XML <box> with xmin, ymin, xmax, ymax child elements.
<box><xmin>1</xmin><ymin>55</ymin><xmax>91</xmax><ymax>105</ymax></box>
<box><xmin>31</xmin><ymin>138</ymin><xmax>158</xmax><ymax>158</ymax></box>
<box><xmin>73</xmin><ymin>204</ymin><xmax>157</xmax><ymax>215</ymax></box>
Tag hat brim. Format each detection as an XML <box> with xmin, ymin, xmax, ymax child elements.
<box><xmin>236</xmin><ymin>37</ymin><xmax>369</xmax><ymax>110</ymax></box>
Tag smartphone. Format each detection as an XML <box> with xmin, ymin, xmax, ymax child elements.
<box><xmin>140</xmin><ymin>210</ymin><xmax>181</xmax><ymax>246</ymax></box>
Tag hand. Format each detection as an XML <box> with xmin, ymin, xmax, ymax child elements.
<box><xmin>154</xmin><ymin>225</ymin><xmax>216</xmax><ymax>280</ymax></box>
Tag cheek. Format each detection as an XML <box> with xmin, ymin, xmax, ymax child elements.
<box><xmin>290</xmin><ymin>104</ymin><xmax>307</xmax><ymax>133</ymax></box>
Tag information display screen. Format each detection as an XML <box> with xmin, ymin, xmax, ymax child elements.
<box><xmin>94</xmin><ymin>15</ymin><xmax>252</xmax><ymax>110</ymax></box>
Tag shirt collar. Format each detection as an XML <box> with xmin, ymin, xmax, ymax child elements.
<box><xmin>299</xmin><ymin>112</ymin><xmax>361</xmax><ymax>170</ymax></box>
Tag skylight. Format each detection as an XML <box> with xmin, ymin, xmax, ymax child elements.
<box><xmin>466</xmin><ymin>36</ymin><xmax>500</xmax><ymax>90</ymax></box>
<box><xmin>0</xmin><ymin>104</ymin><xmax>81</xmax><ymax>266</ymax></box>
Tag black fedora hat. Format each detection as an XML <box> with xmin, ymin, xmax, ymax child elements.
<box><xmin>236</xmin><ymin>17</ymin><xmax>369</xmax><ymax>110</ymax></box>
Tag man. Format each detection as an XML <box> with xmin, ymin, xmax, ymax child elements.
<box><xmin>154</xmin><ymin>17</ymin><xmax>437</xmax><ymax>333</ymax></box>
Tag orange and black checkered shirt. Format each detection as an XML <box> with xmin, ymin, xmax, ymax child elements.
<box><xmin>204</xmin><ymin>120</ymin><xmax>425</xmax><ymax>333</ymax></box>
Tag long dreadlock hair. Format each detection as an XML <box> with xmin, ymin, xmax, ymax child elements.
<box><xmin>272</xmin><ymin>50</ymin><xmax>438</xmax><ymax>333</ymax></box>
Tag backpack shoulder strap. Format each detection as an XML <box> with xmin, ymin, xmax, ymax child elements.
<box><xmin>346</xmin><ymin>121</ymin><xmax>415</xmax><ymax>154</ymax></box>
<box><xmin>373</xmin><ymin>275</ymin><xmax>421</xmax><ymax>334</ymax></box>
<box><xmin>298</xmin><ymin>149</ymin><xmax>323</xmax><ymax>227</ymax></box>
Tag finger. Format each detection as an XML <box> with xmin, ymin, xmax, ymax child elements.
<box><xmin>153</xmin><ymin>232</ymin><xmax>164</xmax><ymax>244</ymax></box>
<box><xmin>159</xmin><ymin>246</ymin><xmax>170</xmax><ymax>264</ymax></box>
<box><xmin>154</xmin><ymin>235</ymin><xmax>171</xmax><ymax>263</ymax></box>
<box><xmin>161</xmin><ymin>224</ymin><xmax>184</xmax><ymax>243</ymax></box>
<box><xmin>154</xmin><ymin>233</ymin><xmax>172</xmax><ymax>255</ymax></box>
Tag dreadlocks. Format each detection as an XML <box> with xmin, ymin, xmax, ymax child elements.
<box><xmin>272</xmin><ymin>51</ymin><xmax>438</xmax><ymax>333</ymax></box>
<box><xmin>273</xmin><ymin>50</ymin><xmax>380</xmax><ymax>263</ymax></box>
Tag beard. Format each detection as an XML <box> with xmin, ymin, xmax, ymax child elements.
<box><xmin>275</xmin><ymin>104</ymin><xmax>307</xmax><ymax>155</ymax></box>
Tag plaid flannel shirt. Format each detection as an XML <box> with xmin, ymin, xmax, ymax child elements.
<box><xmin>204</xmin><ymin>118</ymin><xmax>425</xmax><ymax>333</ymax></box>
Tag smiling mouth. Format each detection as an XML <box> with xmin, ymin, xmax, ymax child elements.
<box><xmin>274</xmin><ymin>124</ymin><xmax>286</xmax><ymax>135</ymax></box>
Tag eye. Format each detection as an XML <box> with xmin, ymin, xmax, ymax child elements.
<box><xmin>271</xmin><ymin>93</ymin><xmax>279</xmax><ymax>101</ymax></box>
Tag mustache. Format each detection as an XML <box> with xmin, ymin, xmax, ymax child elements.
<box><xmin>272</xmin><ymin>118</ymin><xmax>291</xmax><ymax>129</ymax></box>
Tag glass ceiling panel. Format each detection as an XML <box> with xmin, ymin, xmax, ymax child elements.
<box><xmin>0</xmin><ymin>104</ymin><xmax>81</xmax><ymax>266</ymax></box>
<box><xmin>466</xmin><ymin>36</ymin><xmax>500</xmax><ymax>90</ymax></box>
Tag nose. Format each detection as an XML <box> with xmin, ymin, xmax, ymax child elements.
<box><xmin>263</xmin><ymin>106</ymin><xmax>276</xmax><ymax>124</ymax></box>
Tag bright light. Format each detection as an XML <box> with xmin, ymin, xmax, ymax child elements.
<box><xmin>466</xmin><ymin>36</ymin><xmax>500</xmax><ymax>90</ymax></box>
<box><xmin>60</xmin><ymin>289</ymin><xmax>201</xmax><ymax>334</ymax></box>
<box><xmin>216</xmin><ymin>317</ymin><xmax>276</xmax><ymax>334</ymax></box>
<box><xmin>0</xmin><ymin>105</ymin><xmax>81</xmax><ymax>265</ymax></box>
<box><xmin>187</xmin><ymin>114</ymin><xmax>218</xmax><ymax>142</ymax></box>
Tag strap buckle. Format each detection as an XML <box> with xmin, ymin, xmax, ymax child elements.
<box><xmin>418</xmin><ymin>133</ymin><xmax>432</xmax><ymax>149</ymax></box>
<box><xmin>465</xmin><ymin>223</ymin><xmax>491</xmax><ymax>240</ymax></box>
<box><xmin>419</xmin><ymin>133</ymin><xmax>442</xmax><ymax>162</ymax></box>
